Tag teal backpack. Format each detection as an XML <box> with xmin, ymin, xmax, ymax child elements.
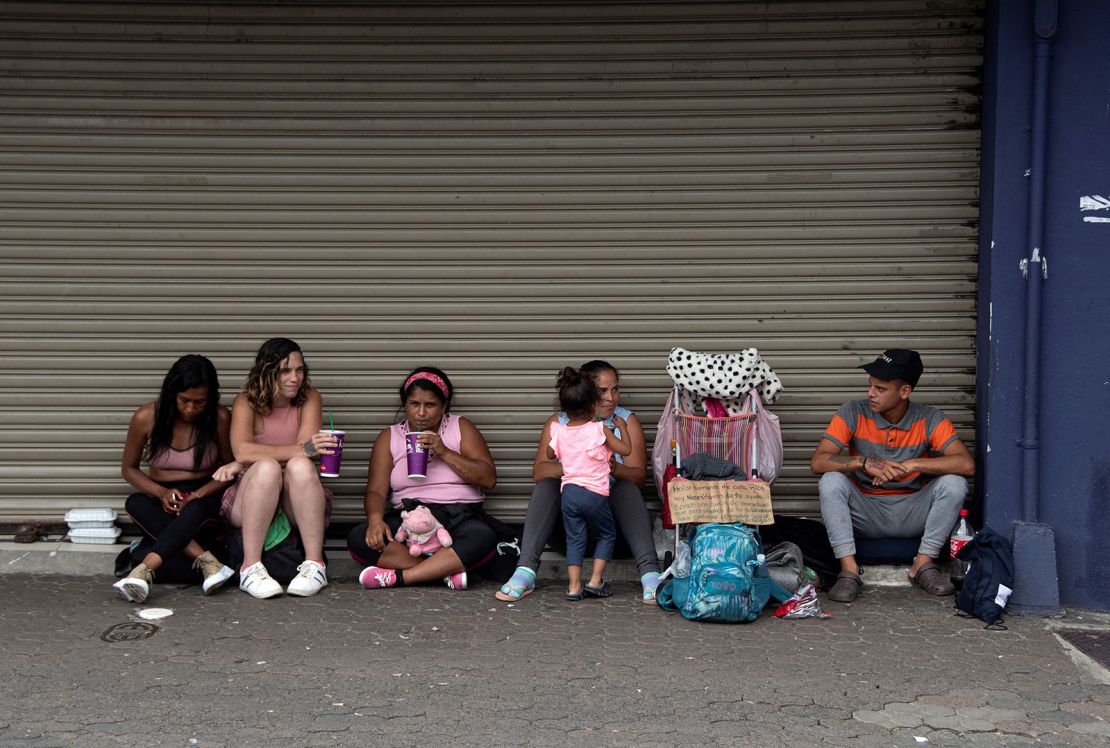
<box><xmin>658</xmin><ymin>523</ymin><xmax>791</xmax><ymax>623</ymax></box>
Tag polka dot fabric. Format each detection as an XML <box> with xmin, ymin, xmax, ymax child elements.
<box><xmin>666</xmin><ymin>347</ymin><xmax>783</xmax><ymax>414</ymax></box>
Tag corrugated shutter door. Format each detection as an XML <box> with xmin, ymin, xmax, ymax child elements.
<box><xmin>0</xmin><ymin>1</ymin><xmax>981</xmax><ymax>522</ymax></box>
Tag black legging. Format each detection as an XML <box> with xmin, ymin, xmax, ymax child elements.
<box><xmin>347</xmin><ymin>501</ymin><xmax>496</xmax><ymax>570</ymax></box>
<box><xmin>125</xmin><ymin>478</ymin><xmax>223</xmax><ymax>564</ymax></box>
<box><xmin>518</xmin><ymin>477</ymin><xmax>660</xmax><ymax>576</ymax></box>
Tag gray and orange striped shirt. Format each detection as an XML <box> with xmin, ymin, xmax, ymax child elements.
<box><xmin>821</xmin><ymin>400</ymin><xmax>960</xmax><ymax>496</ymax></box>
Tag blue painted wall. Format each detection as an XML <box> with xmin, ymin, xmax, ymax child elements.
<box><xmin>979</xmin><ymin>0</ymin><xmax>1110</xmax><ymax>610</ymax></box>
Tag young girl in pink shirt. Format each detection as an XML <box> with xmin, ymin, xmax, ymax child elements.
<box><xmin>547</xmin><ymin>367</ymin><xmax>631</xmax><ymax>600</ymax></box>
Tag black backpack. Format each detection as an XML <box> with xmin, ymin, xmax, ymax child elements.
<box><xmin>225</xmin><ymin>529</ymin><xmax>308</xmax><ymax>587</ymax></box>
<box><xmin>955</xmin><ymin>526</ymin><xmax>1015</xmax><ymax>629</ymax></box>
<box><xmin>473</xmin><ymin>511</ymin><xmax>523</xmax><ymax>583</ymax></box>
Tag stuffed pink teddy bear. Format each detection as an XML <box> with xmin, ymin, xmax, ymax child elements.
<box><xmin>394</xmin><ymin>505</ymin><xmax>453</xmax><ymax>556</ymax></box>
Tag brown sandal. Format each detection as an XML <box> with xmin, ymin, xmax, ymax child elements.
<box><xmin>828</xmin><ymin>570</ymin><xmax>863</xmax><ymax>602</ymax></box>
<box><xmin>909</xmin><ymin>562</ymin><xmax>955</xmax><ymax>596</ymax></box>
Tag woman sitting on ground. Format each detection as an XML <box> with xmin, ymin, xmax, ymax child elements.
<box><xmin>497</xmin><ymin>359</ymin><xmax>661</xmax><ymax>603</ymax></box>
<box><xmin>216</xmin><ymin>337</ymin><xmax>337</xmax><ymax>599</ymax></box>
<box><xmin>114</xmin><ymin>354</ymin><xmax>236</xmax><ymax>602</ymax></box>
<box><xmin>348</xmin><ymin>366</ymin><xmax>497</xmax><ymax>591</ymax></box>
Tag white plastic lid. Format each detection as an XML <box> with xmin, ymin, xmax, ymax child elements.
<box><xmin>64</xmin><ymin>508</ymin><xmax>118</xmax><ymax>524</ymax></box>
<box><xmin>66</xmin><ymin>526</ymin><xmax>122</xmax><ymax>539</ymax></box>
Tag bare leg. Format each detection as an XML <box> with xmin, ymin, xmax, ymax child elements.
<box><xmin>378</xmin><ymin>542</ymin><xmax>423</xmax><ymax>570</ymax></box>
<box><xmin>839</xmin><ymin>554</ymin><xmax>861</xmax><ymax>575</ymax></box>
<box><xmin>230</xmin><ymin>459</ymin><xmax>282</xmax><ymax>570</ymax></box>
<box><xmin>588</xmin><ymin>559</ymin><xmax>608</xmax><ymax>588</ymax></box>
<box><xmin>141</xmin><ymin>539</ymin><xmax>205</xmax><ymax>572</ymax></box>
<box><xmin>908</xmin><ymin>552</ymin><xmax>936</xmax><ymax>578</ymax></box>
<box><xmin>394</xmin><ymin>547</ymin><xmax>466</xmax><ymax>585</ymax></box>
<box><xmin>280</xmin><ymin>455</ymin><xmax>326</xmax><ymax>563</ymax></box>
<box><xmin>567</xmin><ymin>564</ymin><xmax>583</xmax><ymax>596</ymax></box>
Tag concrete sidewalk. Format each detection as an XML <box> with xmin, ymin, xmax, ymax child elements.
<box><xmin>2</xmin><ymin>568</ymin><xmax>1110</xmax><ymax>746</ymax></box>
<box><xmin>0</xmin><ymin>539</ymin><xmax>919</xmax><ymax>587</ymax></box>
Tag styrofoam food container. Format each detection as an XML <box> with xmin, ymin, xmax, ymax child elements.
<box><xmin>67</xmin><ymin>526</ymin><xmax>122</xmax><ymax>544</ymax></box>
<box><xmin>64</xmin><ymin>508</ymin><xmax>118</xmax><ymax>529</ymax></box>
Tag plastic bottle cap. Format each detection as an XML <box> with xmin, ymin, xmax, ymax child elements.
<box><xmin>960</xmin><ymin>509</ymin><xmax>969</xmax><ymax>516</ymax></box>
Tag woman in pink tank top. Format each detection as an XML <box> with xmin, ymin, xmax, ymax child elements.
<box><xmin>348</xmin><ymin>366</ymin><xmax>497</xmax><ymax>592</ymax></box>
<box><xmin>216</xmin><ymin>338</ymin><xmax>338</xmax><ymax>599</ymax></box>
<box><xmin>114</xmin><ymin>355</ymin><xmax>237</xmax><ymax>604</ymax></box>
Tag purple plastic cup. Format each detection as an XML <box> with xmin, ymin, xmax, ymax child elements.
<box><xmin>318</xmin><ymin>430</ymin><xmax>345</xmax><ymax>477</ymax></box>
<box><xmin>405</xmin><ymin>432</ymin><xmax>428</xmax><ymax>479</ymax></box>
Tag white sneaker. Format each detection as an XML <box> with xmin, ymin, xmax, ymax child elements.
<box><xmin>238</xmin><ymin>562</ymin><xmax>283</xmax><ymax>599</ymax></box>
<box><xmin>286</xmin><ymin>560</ymin><xmax>328</xmax><ymax>597</ymax></box>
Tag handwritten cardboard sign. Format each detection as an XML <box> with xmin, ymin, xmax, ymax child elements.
<box><xmin>667</xmin><ymin>479</ymin><xmax>774</xmax><ymax>525</ymax></box>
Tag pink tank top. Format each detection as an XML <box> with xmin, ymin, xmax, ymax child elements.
<box><xmin>254</xmin><ymin>404</ymin><xmax>300</xmax><ymax>445</ymax></box>
<box><xmin>388</xmin><ymin>414</ymin><xmax>484</xmax><ymax>507</ymax></box>
<box><xmin>147</xmin><ymin>442</ymin><xmax>219</xmax><ymax>472</ymax></box>
<box><xmin>549</xmin><ymin>421</ymin><xmax>613</xmax><ymax>495</ymax></box>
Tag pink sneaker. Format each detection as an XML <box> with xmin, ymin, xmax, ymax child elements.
<box><xmin>444</xmin><ymin>571</ymin><xmax>467</xmax><ymax>590</ymax></box>
<box><xmin>358</xmin><ymin>566</ymin><xmax>398</xmax><ymax>589</ymax></box>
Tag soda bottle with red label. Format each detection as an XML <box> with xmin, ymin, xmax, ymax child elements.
<box><xmin>948</xmin><ymin>508</ymin><xmax>974</xmax><ymax>590</ymax></box>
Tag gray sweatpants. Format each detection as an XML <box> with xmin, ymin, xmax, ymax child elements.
<box><xmin>518</xmin><ymin>477</ymin><xmax>660</xmax><ymax>576</ymax></box>
<box><xmin>818</xmin><ymin>472</ymin><xmax>968</xmax><ymax>559</ymax></box>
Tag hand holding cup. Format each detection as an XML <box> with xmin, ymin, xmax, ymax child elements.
<box><xmin>318</xmin><ymin>430</ymin><xmax>345</xmax><ymax>477</ymax></box>
<box><xmin>405</xmin><ymin>431</ymin><xmax>430</xmax><ymax>479</ymax></box>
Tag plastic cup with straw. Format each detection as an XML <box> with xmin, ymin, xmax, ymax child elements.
<box><xmin>406</xmin><ymin>417</ymin><xmax>429</xmax><ymax>479</ymax></box>
<box><xmin>319</xmin><ymin>409</ymin><xmax>344</xmax><ymax>477</ymax></box>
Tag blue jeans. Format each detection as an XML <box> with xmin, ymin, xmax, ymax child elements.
<box><xmin>561</xmin><ymin>484</ymin><xmax>616</xmax><ymax>566</ymax></box>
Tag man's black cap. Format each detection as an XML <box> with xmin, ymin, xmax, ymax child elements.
<box><xmin>860</xmin><ymin>349</ymin><xmax>924</xmax><ymax>387</ymax></box>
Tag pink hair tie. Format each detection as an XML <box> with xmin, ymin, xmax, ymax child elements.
<box><xmin>404</xmin><ymin>371</ymin><xmax>450</xmax><ymax>401</ymax></box>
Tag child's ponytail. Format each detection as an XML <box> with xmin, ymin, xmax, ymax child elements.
<box><xmin>555</xmin><ymin>366</ymin><xmax>599</xmax><ymax>420</ymax></box>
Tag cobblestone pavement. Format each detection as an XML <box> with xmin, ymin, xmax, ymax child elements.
<box><xmin>2</xmin><ymin>573</ymin><xmax>1109</xmax><ymax>747</ymax></box>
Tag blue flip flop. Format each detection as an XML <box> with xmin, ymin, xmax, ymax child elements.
<box><xmin>495</xmin><ymin>567</ymin><xmax>536</xmax><ymax>602</ymax></box>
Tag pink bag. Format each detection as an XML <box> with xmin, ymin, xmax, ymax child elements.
<box><xmin>744</xmin><ymin>390</ymin><xmax>783</xmax><ymax>483</ymax></box>
<box><xmin>652</xmin><ymin>390</ymin><xmax>678</xmax><ymax>497</ymax></box>
<box><xmin>652</xmin><ymin>388</ymin><xmax>783</xmax><ymax>494</ymax></box>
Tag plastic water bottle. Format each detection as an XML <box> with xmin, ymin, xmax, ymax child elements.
<box><xmin>754</xmin><ymin>553</ymin><xmax>770</xmax><ymax>582</ymax></box>
<box><xmin>673</xmin><ymin>538</ymin><xmax>692</xmax><ymax>578</ymax></box>
<box><xmin>949</xmin><ymin>509</ymin><xmax>975</xmax><ymax>590</ymax></box>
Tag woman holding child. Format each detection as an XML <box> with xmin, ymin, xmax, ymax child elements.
<box><xmin>347</xmin><ymin>366</ymin><xmax>497</xmax><ymax>591</ymax></box>
<box><xmin>496</xmin><ymin>360</ymin><xmax>661</xmax><ymax>603</ymax></box>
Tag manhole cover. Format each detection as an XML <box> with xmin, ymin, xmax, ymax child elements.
<box><xmin>101</xmin><ymin>621</ymin><xmax>159</xmax><ymax>642</ymax></box>
<box><xmin>1058</xmin><ymin>629</ymin><xmax>1110</xmax><ymax>669</ymax></box>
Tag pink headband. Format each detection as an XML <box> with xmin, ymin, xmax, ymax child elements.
<box><xmin>405</xmin><ymin>371</ymin><xmax>450</xmax><ymax>401</ymax></box>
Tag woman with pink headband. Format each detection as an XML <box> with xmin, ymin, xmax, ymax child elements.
<box><xmin>347</xmin><ymin>366</ymin><xmax>498</xmax><ymax>590</ymax></box>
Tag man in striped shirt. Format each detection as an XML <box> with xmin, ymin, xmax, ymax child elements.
<box><xmin>810</xmin><ymin>349</ymin><xmax>976</xmax><ymax>603</ymax></box>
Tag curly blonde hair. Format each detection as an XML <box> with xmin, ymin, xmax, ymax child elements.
<box><xmin>243</xmin><ymin>338</ymin><xmax>311</xmax><ymax>415</ymax></box>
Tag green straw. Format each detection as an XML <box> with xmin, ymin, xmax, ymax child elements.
<box><xmin>328</xmin><ymin>409</ymin><xmax>335</xmax><ymax>432</ymax></box>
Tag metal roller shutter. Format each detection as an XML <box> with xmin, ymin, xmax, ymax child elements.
<box><xmin>0</xmin><ymin>1</ymin><xmax>982</xmax><ymax>523</ymax></box>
